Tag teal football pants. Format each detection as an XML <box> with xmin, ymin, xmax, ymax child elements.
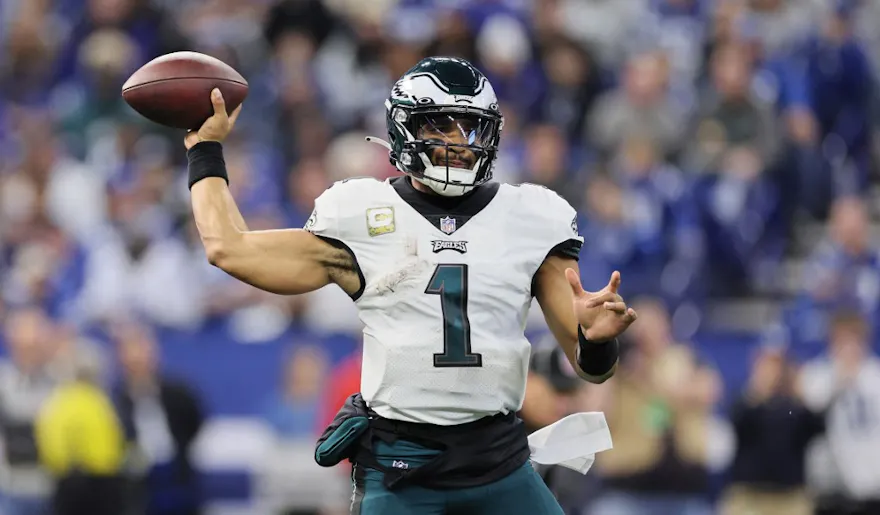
<box><xmin>349</xmin><ymin>439</ymin><xmax>564</xmax><ymax>515</ymax></box>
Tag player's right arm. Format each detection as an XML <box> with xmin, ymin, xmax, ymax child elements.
<box><xmin>191</xmin><ymin>178</ymin><xmax>360</xmax><ymax>296</ymax></box>
<box><xmin>185</xmin><ymin>89</ymin><xmax>361</xmax><ymax>297</ymax></box>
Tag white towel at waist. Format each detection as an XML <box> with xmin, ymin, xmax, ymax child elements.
<box><xmin>527</xmin><ymin>412</ymin><xmax>613</xmax><ymax>475</ymax></box>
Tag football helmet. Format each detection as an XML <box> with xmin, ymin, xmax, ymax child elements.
<box><xmin>370</xmin><ymin>57</ymin><xmax>503</xmax><ymax>197</ymax></box>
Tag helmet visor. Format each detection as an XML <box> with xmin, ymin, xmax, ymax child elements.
<box><xmin>415</xmin><ymin>112</ymin><xmax>497</xmax><ymax>149</ymax></box>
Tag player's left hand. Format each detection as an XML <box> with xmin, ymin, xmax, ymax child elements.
<box><xmin>566</xmin><ymin>269</ymin><xmax>637</xmax><ymax>342</ymax></box>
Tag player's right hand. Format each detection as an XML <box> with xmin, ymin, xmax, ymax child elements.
<box><xmin>184</xmin><ymin>88</ymin><xmax>242</xmax><ymax>150</ymax></box>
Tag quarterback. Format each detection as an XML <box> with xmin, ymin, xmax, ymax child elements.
<box><xmin>186</xmin><ymin>57</ymin><xmax>637</xmax><ymax>514</ymax></box>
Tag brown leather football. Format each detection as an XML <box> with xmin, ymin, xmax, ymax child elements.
<box><xmin>122</xmin><ymin>52</ymin><xmax>248</xmax><ymax>130</ymax></box>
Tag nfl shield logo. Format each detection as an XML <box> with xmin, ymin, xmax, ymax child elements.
<box><xmin>440</xmin><ymin>216</ymin><xmax>456</xmax><ymax>235</ymax></box>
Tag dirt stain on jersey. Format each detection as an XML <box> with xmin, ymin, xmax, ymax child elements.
<box><xmin>373</xmin><ymin>236</ymin><xmax>432</xmax><ymax>295</ymax></box>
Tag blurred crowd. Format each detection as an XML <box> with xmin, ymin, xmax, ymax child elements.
<box><xmin>1</xmin><ymin>0</ymin><xmax>880</xmax><ymax>514</ymax></box>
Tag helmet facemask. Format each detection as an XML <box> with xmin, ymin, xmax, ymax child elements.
<box><xmin>393</xmin><ymin>105</ymin><xmax>502</xmax><ymax>196</ymax></box>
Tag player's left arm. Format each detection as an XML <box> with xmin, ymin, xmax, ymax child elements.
<box><xmin>535</xmin><ymin>256</ymin><xmax>637</xmax><ymax>384</ymax></box>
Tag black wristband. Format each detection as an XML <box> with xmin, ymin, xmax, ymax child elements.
<box><xmin>187</xmin><ymin>141</ymin><xmax>228</xmax><ymax>190</ymax></box>
<box><xmin>576</xmin><ymin>326</ymin><xmax>619</xmax><ymax>377</ymax></box>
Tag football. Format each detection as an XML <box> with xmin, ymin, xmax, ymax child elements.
<box><xmin>122</xmin><ymin>51</ymin><xmax>248</xmax><ymax>130</ymax></box>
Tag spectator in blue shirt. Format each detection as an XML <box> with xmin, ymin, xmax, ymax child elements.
<box><xmin>692</xmin><ymin>145</ymin><xmax>784</xmax><ymax>296</ymax></box>
<box><xmin>579</xmin><ymin>135</ymin><xmax>703</xmax><ymax>303</ymax></box>
<box><xmin>789</xmin><ymin>196</ymin><xmax>880</xmax><ymax>348</ymax></box>
<box><xmin>804</xmin><ymin>2</ymin><xmax>874</xmax><ymax>192</ymax></box>
<box><xmin>260</xmin><ymin>345</ymin><xmax>330</xmax><ymax>438</ymax></box>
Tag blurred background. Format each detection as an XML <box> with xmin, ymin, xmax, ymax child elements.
<box><xmin>1</xmin><ymin>0</ymin><xmax>880</xmax><ymax>514</ymax></box>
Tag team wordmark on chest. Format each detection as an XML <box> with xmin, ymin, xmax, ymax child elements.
<box><xmin>431</xmin><ymin>240</ymin><xmax>468</xmax><ymax>254</ymax></box>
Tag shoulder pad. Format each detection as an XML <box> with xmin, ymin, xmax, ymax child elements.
<box><xmin>335</xmin><ymin>176</ymin><xmax>383</xmax><ymax>187</ymax></box>
<box><xmin>305</xmin><ymin>176</ymin><xmax>387</xmax><ymax>238</ymax></box>
<box><xmin>511</xmin><ymin>183</ymin><xmax>578</xmax><ymax>220</ymax></box>
<box><xmin>511</xmin><ymin>182</ymin><xmax>564</xmax><ymax>202</ymax></box>
<box><xmin>504</xmin><ymin>183</ymin><xmax>583</xmax><ymax>258</ymax></box>
<box><xmin>512</xmin><ymin>182</ymin><xmax>550</xmax><ymax>192</ymax></box>
<box><xmin>317</xmin><ymin>176</ymin><xmax>386</xmax><ymax>208</ymax></box>
<box><xmin>326</xmin><ymin>176</ymin><xmax>384</xmax><ymax>195</ymax></box>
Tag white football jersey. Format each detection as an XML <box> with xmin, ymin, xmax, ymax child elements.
<box><xmin>306</xmin><ymin>176</ymin><xmax>582</xmax><ymax>425</ymax></box>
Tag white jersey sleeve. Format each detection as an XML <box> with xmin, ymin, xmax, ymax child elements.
<box><xmin>304</xmin><ymin>178</ymin><xmax>360</xmax><ymax>239</ymax></box>
<box><xmin>303</xmin><ymin>177</ymin><xmax>389</xmax><ymax>299</ymax></box>
<box><xmin>514</xmin><ymin>183</ymin><xmax>584</xmax><ymax>263</ymax></box>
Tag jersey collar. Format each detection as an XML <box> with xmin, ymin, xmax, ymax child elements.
<box><xmin>390</xmin><ymin>176</ymin><xmax>499</xmax><ymax>235</ymax></box>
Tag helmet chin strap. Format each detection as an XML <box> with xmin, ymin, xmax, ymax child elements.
<box><xmin>414</xmin><ymin>175</ymin><xmax>473</xmax><ymax>197</ymax></box>
<box><xmin>365</xmin><ymin>136</ymin><xmax>475</xmax><ymax>197</ymax></box>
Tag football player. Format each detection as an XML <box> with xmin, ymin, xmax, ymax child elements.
<box><xmin>186</xmin><ymin>57</ymin><xmax>637</xmax><ymax>514</ymax></box>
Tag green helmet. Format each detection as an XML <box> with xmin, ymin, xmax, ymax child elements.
<box><xmin>379</xmin><ymin>57</ymin><xmax>503</xmax><ymax>196</ymax></box>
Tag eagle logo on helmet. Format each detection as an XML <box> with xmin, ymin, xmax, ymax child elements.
<box><xmin>366</xmin><ymin>57</ymin><xmax>503</xmax><ymax>198</ymax></box>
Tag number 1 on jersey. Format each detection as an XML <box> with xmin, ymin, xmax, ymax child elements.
<box><xmin>425</xmin><ymin>264</ymin><xmax>482</xmax><ymax>367</ymax></box>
